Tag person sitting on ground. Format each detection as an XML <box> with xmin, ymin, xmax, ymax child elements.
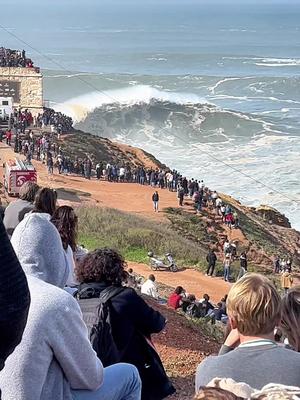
<box><xmin>195</xmin><ymin>273</ymin><xmax>300</xmax><ymax>390</ymax></box>
<box><xmin>213</xmin><ymin>303</ymin><xmax>228</xmax><ymax>324</ymax></box>
<box><xmin>51</xmin><ymin>205</ymin><xmax>79</xmax><ymax>287</ymax></box>
<box><xmin>206</xmin><ymin>249</ymin><xmax>217</xmax><ymax>276</ymax></box>
<box><xmin>0</xmin><ymin>212</ymin><xmax>141</xmax><ymax>400</ymax></box>
<box><xmin>168</xmin><ymin>286</ymin><xmax>185</xmax><ymax>310</ymax></box>
<box><xmin>281</xmin><ymin>286</ymin><xmax>300</xmax><ymax>351</ymax></box>
<box><xmin>199</xmin><ymin>294</ymin><xmax>215</xmax><ymax>317</ymax></box>
<box><xmin>182</xmin><ymin>294</ymin><xmax>197</xmax><ymax>313</ymax></box>
<box><xmin>0</xmin><ymin>216</ymin><xmax>30</xmax><ymax>375</ymax></box>
<box><xmin>220</xmin><ymin>295</ymin><xmax>228</xmax><ymax>315</ymax></box>
<box><xmin>126</xmin><ymin>268</ymin><xmax>138</xmax><ymax>288</ymax></box>
<box><xmin>281</xmin><ymin>268</ymin><xmax>293</xmax><ymax>294</ymax></box>
<box><xmin>141</xmin><ymin>274</ymin><xmax>159</xmax><ymax>299</ymax></box>
<box><xmin>32</xmin><ymin>186</ymin><xmax>57</xmax><ymax>217</ymax></box>
<box><xmin>3</xmin><ymin>181</ymin><xmax>39</xmax><ymax>236</ymax></box>
<box><xmin>76</xmin><ymin>248</ymin><xmax>175</xmax><ymax>400</ymax></box>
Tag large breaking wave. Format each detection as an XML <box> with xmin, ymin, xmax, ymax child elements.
<box><xmin>56</xmin><ymin>85</ymin><xmax>275</xmax><ymax>145</ymax></box>
<box><xmin>53</xmin><ymin>83</ymin><xmax>300</xmax><ymax>229</ymax></box>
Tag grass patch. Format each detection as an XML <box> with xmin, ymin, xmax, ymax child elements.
<box><xmin>187</xmin><ymin>317</ymin><xmax>225</xmax><ymax>344</ymax></box>
<box><xmin>164</xmin><ymin>207</ymin><xmax>219</xmax><ymax>247</ymax></box>
<box><xmin>77</xmin><ymin>206</ymin><xmax>207</xmax><ymax>266</ymax></box>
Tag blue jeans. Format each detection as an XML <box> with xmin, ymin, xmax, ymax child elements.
<box><xmin>71</xmin><ymin>363</ymin><xmax>141</xmax><ymax>400</ymax></box>
<box><xmin>224</xmin><ymin>266</ymin><xmax>230</xmax><ymax>282</ymax></box>
<box><xmin>153</xmin><ymin>201</ymin><xmax>159</xmax><ymax>211</ymax></box>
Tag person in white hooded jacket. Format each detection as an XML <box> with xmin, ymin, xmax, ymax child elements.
<box><xmin>0</xmin><ymin>212</ymin><xmax>141</xmax><ymax>400</ymax></box>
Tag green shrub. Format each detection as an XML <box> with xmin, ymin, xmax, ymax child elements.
<box><xmin>77</xmin><ymin>206</ymin><xmax>207</xmax><ymax>266</ymax></box>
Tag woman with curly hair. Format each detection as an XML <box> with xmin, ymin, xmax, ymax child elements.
<box><xmin>76</xmin><ymin>248</ymin><xmax>175</xmax><ymax>400</ymax></box>
<box><xmin>51</xmin><ymin>205</ymin><xmax>78</xmax><ymax>287</ymax></box>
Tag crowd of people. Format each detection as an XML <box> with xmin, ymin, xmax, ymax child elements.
<box><xmin>35</xmin><ymin>108</ymin><xmax>73</xmax><ymax>133</ymax></box>
<box><xmin>0</xmin><ymin>47</ymin><xmax>36</xmax><ymax>68</ymax></box>
<box><xmin>137</xmin><ymin>273</ymin><xmax>228</xmax><ymax>324</ymax></box>
<box><xmin>1</xmin><ymin>176</ymin><xmax>300</xmax><ymax>400</ymax></box>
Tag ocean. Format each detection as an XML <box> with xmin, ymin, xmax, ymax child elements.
<box><xmin>2</xmin><ymin>0</ymin><xmax>300</xmax><ymax>228</ymax></box>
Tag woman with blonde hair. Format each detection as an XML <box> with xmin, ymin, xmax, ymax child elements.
<box><xmin>281</xmin><ymin>286</ymin><xmax>300</xmax><ymax>352</ymax></box>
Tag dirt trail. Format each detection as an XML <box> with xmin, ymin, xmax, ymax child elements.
<box><xmin>129</xmin><ymin>262</ymin><xmax>230</xmax><ymax>303</ymax></box>
<box><xmin>0</xmin><ymin>142</ymin><xmax>178</xmax><ymax>220</ymax></box>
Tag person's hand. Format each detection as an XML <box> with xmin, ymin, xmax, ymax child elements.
<box><xmin>224</xmin><ymin>328</ymin><xmax>240</xmax><ymax>348</ymax></box>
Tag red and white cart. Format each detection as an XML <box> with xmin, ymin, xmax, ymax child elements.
<box><xmin>4</xmin><ymin>158</ymin><xmax>37</xmax><ymax>196</ymax></box>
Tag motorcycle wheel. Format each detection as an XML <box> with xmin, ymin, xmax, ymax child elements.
<box><xmin>170</xmin><ymin>264</ymin><xmax>178</xmax><ymax>272</ymax></box>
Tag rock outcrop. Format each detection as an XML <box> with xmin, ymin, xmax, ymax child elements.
<box><xmin>255</xmin><ymin>205</ymin><xmax>291</xmax><ymax>228</ymax></box>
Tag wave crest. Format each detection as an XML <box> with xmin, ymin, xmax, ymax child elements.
<box><xmin>54</xmin><ymin>85</ymin><xmax>210</xmax><ymax>122</ymax></box>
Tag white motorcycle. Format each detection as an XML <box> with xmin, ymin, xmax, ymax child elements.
<box><xmin>148</xmin><ymin>252</ymin><xmax>178</xmax><ymax>272</ymax></box>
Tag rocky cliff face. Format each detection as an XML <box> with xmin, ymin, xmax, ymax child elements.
<box><xmin>218</xmin><ymin>195</ymin><xmax>299</xmax><ymax>268</ymax></box>
<box><xmin>60</xmin><ymin>130</ymin><xmax>165</xmax><ymax>169</ymax></box>
<box><xmin>255</xmin><ymin>205</ymin><xmax>291</xmax><ymax>228</ymax></box>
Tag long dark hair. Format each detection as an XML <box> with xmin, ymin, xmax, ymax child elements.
<box><xmin>33</xmin><ymin>187</ymin><xmax>57</xmax><ymax>216</ymax></box>
<box><xmin>51</xmin><ymin>206</ymin><xmax>78</xmax><ymax>251</ymax></box>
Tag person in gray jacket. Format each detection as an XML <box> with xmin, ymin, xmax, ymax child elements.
<box><xmin>3</xmin><ymin>181</ymin><xmax>39</xmax><ymax>236</ymax></box>
<box><xmin>0</xmin><ymin>212</ymin><xmax>141</xmax><ymax>400</ymax></box>
<box><xmin>195</xmin><ymin>274</ymin><xmax>300</xmax><ymax>391</ymax></box>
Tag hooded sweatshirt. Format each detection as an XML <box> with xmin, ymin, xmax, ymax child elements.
<box><xmin>0</xmin><ymin>213</ymin><xmax>103</xmax><ymax>400</ymax></box>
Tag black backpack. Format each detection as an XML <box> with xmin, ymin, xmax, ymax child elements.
<box><xmin>77</xmin><ymin>285</ymin><xmax>124</xmax><ymax>367</ymax></box>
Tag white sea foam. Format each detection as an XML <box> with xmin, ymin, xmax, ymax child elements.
<box><xmin>44</xmin><ymin>72</ymin><xmax>100</xmax><ymax>79</ymax></box>
<box><xmin>209</xmin><ymin>76</ymin><xmax>254</xmax><ymax>94</ymax></box>
<box><xmin>54</xmin><ymin>85</ymin><xmax>211</xmax><ymax>122</ymax></box>
<box><xmin>147</xmin><ymin>57</ymin><xmax>168</xmax><ymax>62</ymax></box>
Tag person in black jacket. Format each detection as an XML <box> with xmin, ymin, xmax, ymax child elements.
<box><xmin>76</xmin><ymin>248</ymin><xmax>175</xmax><ymax>400</ymax></box>
<box><xmin>206</xmin><ymin>249</ymin><xmax>217</xmax><ymax>276</ymax></box>
<box><xmin>0</xmin><ymin>216</ymin><xmax>30</xmax><ymax>374</ymax></box>
<box><xmin>152</xmin><ymin>191</ymin><xmax>159</xmax><ymax>212</ymax></box>
<box><xmin>237</xmin><ymin>252</ymin><xmax>248</xmax><ymax>280</ymax></box>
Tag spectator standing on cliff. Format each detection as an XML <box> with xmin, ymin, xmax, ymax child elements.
<box><xmin>96</xmin><ymin>162</ymin><xmax>102</xmax><ymax>180</ymax></box>
<box><xmin>152</xmin><ymin>191</ymin><xmax>159</xmax><ymax>212</ymax></box>
<box><xmin>177</xmin><ymin>184</ymin><xmax>185</xmax><ymax>206</ymax></box>
<box><xmin>281</xmin><ymin>268</ymin><xmax>293</xmax><ymax>294</ymax></box>
<box><xmin>237</xmin><ymin>252</ymin><xmax>248</xmax><ymax>280</ymax></box>
<box><xmin>5</xmin><ymin>129</ymin><xmax>12</xmax><ymax>146</ymax></box>
<box><xmin>206</xmin><ymin>249</ymin><xmax>217</xmax><ymax>277</ymax></box>
<box><xmin>223</xmin><ymin>254</ymin><xmax>231</xmax><ymax>282</ymax></box>
<box><xmin>47</xmin><ymin>154</ymin><xmax>54</xmax><ymax>175</ymax></box>
<box><xmin>286</xmin><ymin>258</ymin><xmax>292</xmax><ymax>272</ymax></box>
<box><xmin>274</xmin><ymin>255</ymin><xmax>280</xmax><ymax>273</ymax></box>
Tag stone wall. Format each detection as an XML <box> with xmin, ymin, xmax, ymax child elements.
<box><xmin>0</xmin><ymin>67</ymin><xmax>43</xmax><ymax>115</ymax></box>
